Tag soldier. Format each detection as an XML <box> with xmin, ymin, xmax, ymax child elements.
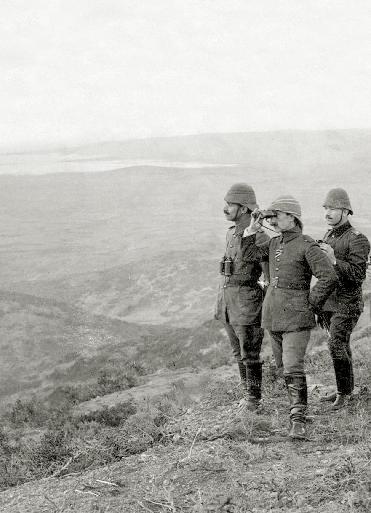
<box><xmin>215</xmin><ymin>183</ymin><xmax>269</xmax><ymax>411</ymax></box>
<box><xmin>318</xmin><ymin>188</ymin><xmax>370</xmax><ymax>410</ymax></box>
<box><xmin>244</xmin><ymin>195</ymin><xmax>338</xmax><ymax>439</ymax></box>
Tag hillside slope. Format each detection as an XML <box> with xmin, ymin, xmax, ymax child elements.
<box><xmin>0</xmin><ymin>287</ymin><xmax>236</xmax><ymax>400</ymax></box>
<box><xmin>0</xmin><ymin>327</ymin><xmax>369</xmax><ymax>512</ymax></box>
<box><xmin>0</xmin><ymin>290</ymin><xmax>145</xmax><ymax>398</ymax></box>
<box><xmin>10</xmin><ymin>252</ymin><xmax>220</xmax><ymax>327</ymax></box>
<box><xmin>10</xmin><ymin>257</ymin><xmax>371</xmax><ymax>331</ymax></box>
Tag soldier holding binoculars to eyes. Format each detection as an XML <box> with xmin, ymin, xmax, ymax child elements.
<box><xmin>243</xmin><ymin>195</ymin><xmax>338</xmax><ymax>439</ymax></box>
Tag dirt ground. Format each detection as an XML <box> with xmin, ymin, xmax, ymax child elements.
<box><xmin>0</xmin><ymin>362</ymin><xmax>369</xmax><ymax>513</ymax></box>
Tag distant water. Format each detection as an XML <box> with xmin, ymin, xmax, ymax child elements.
<box><xmin>0</xmin><ymin>154</ymin><xmax>237</xmax><ymax>175</ymax></box>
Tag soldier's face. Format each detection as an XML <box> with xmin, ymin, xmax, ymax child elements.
<box><xmin>324</xmin><ymin>207</ymin><xmax>346</xmax><ymax>226</ymax></box>
<box><xmin>269</xmin><ymin>211</ymin><xmax>295</xmax><ymax>232</ymax></box>
<box><xmin>224</xmin><ymin>202</ymin><xmax>243</xmax><ymax>222</ymax></box>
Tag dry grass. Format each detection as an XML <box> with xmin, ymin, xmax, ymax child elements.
<box><xmin>0</xmin><ymin>332</ymin><xmax>370</xmax><ymax>512</ymax></box>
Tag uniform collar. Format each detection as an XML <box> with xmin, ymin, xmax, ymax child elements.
<box><xmin>280</xmin><ymin>225</ymin><xmax>302</xmax><ymax>243</ymax></box>
<box><xmin>326</xmin><ymin>220</ymin><xmax>352</xmax><ymax>238</ymax></box>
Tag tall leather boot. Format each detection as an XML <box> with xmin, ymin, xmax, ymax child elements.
<box><xmin>285</xmin><ymin>374</ymin><xmax>307</xmax><ymax>440</ymax></box>
<box><xmin>244</xmin><ymin>362</ymin><xmax>262</xmax><ymax>411</ymax></box>
<box><xmin>332</xmin><ymin>359</ymin><xmax>353</xmax><ymax>410</ymax></box>
<box><xmin>349</xmin><ymin>362</ymin><xmax>354</xmax><ymax>394</ymax></box>
<box><xmin>237</xmin><ymin>361</ymin><xmax>247</xmax><ymax>391</ymax></box>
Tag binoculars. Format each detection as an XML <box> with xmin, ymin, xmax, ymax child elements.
<box><xmin>252</xmin><ymin>209</ymin><xmax>275</xmax><ymax>220</ymax></box>
<box><xmin>219</xmin><ymin>257</ymin><xmax>233</xmax><ymax>276</ymax></box>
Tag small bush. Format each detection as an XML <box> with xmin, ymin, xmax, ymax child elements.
<box><xmin>47</xmin><ymin>363</ymin><xmax>142</xmax><ymax>410</ymax></box>
<box><xmin>97</xmin><ymin>367</ymin><xmax>138</xmax><ymax>393</ymax></box>
<box><xmin>4</xmin><ymin>398</ymin><xmax>49</xmax><ymax>428</ymax></box>
<box><xmin>77</xmin><ymin>401</ymin><xmax>136</xmax><ymax>427</ymax></box>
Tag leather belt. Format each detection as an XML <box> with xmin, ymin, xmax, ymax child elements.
<box><xmin>223</xmin><ymin>277</ymin><xmax>258</xmax><ymax>287</ymax></box>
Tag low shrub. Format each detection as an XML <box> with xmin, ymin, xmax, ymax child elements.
<box><xmin>0</xmin><ymin>383</ymin><xmax>187</xmax><ymax>491</ymax></box>
<box><xmin>4</xmin><ymin>397</ymin><xmax>50</xmax><ymax>428</ymax></box>
<box><xmin>77</xmin><ymin>401</ymin><xmax>136</xmax><ymax>427</ymax></box>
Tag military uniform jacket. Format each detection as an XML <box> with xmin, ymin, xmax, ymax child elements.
<box><xmin>215</xmin><ymin>225</ymin><xmax>269</xmax><ymax>326</ymax></box>
<box><xmin>256</xmin><ymin>226</ymin><xmax>338</xmax><ymax>332</ymax></box>
<box><xmin>322</xmin><ymin>221</ymin><xmax>370</xmax><ymax>314</ymax></box>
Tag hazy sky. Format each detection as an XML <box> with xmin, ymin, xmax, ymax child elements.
<box><xmin>1</xmin><ymin>0</ymin><xmax>371</xmax><ymax>149</ymax></box>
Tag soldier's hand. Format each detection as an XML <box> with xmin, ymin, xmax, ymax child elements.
<box><xmin>319</xmin><ymin>242</ymin><xmax>336</xmax><ymax>265</ymax></box>
<box><xmin>243</xmin><ymin>209</ymin><xmax>263</xmax><ymax>237</ymax></box>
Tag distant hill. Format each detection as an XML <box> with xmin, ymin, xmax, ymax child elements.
<box><xmin>0</xmin><ymin>134</ymin><xmax>370</xmax><ymax>290</ymax></box>
<box><xmin>64</xmin><ymin>130</ymin><xmax>371</xmax><ymax>172</ymax></box>
<box><xmin>0</xmin><ymin>289</ymin><xmax>232</xmax><ymax>400</ymax></box>
<box><xmin>0</xmin><ymin>290</ymin><xmax>140</xmax><ymax>398</ymax></box>
<box><xmin>10</xmin><ymin>251</ymin><xmax>219</xmax><ymax>327</ymax></box>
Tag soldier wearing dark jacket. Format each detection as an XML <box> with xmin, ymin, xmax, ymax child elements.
<box><xmin>244</xmin><ymin>195</ymin><xmax>338</xmax><ymax>439</ymax></box>
<box><xmin>215</xmin><ymin>183</ymin><xmax>269</xmax><ymax>411</ymax></box>
<box><xmin>318</xmin><ymin>188</ymin><xmax>370</xmax><ymax>410</ymax></box>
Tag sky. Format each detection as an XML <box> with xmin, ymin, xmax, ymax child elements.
<box><xmin>1</xmin><ymin>0</ymin><xmax>371</xmax><ymax>150</ymax></box>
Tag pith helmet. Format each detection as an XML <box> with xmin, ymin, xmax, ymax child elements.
<box><xmin>268</xmin><ymin>195</ymin><xmax>302</xmax><ymax>227</ymax></box>
<box><xmin>323</xmin><ymin>188</ymin><xmax>353</xmax><ymax>215</ymax></box>
<box><xmin>224</xmin><ymin>183</ymin><xmax>258</xmax><ymax>211</ymax></box>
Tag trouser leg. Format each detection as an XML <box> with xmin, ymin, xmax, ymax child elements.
<box><xmin>269</xmin><ymin>329</ymin><xmax>310</xmax><ymax>376</ymax></box>
<box><xmin>232</xmin><ymin>324</ymin><xmax>263</xmax><ymax>366</ymax></box>
<box><xmin>228</xmin><ymin>324</ymin><xmax>264</xmax><ymax>409</ymax></box>
<box><xmin>269</xmin><ymin>330</ymin><xmax>284</xmax><ymax>377</ymax></box>
<box><xmin>246</xmin><ymin>361</ymin><xmax>263</xmax><ymax>401</ymax></box>
<box><xmin>270</xmin><ymin>330</ymin><xmax>310</xmax><ymax>439</ymax></box>
<box><xmin>327</xmin><ymin>312</ymin><xmax>359</xmax><ymax>397</ymax></box>
<box><xmin>237</xmin><ymin>361</ymin><xmax>247</xmax><ymax>387</ymax></box>
<box><xmin>223</xmin><ymin>322</ymin><xmax>247</xmax><ymax>385</ymax></box>
<box><xmin>281</xmin><ymin>330</ymin><xmax>310</xmax><ymax>377</ymax></box>
<box><xmin>234</xmin><ymin>324</ymin><xmax>264</xmax><ymax>400</ymax></box>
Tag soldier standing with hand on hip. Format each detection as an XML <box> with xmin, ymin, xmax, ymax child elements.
<box><xmin>318</xmin><ymin>188</ymin><xmax>370</xmax><ymax>410</ymax></box>
<box><xmin>215</xmin><ymin>183</ymin><xmax>269</xmax><ymax>411</ymax></box>
<box><xmin>244</xmin><ymin>195</ymin><xmax>338</xmax><ymax>439</ymax></box>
